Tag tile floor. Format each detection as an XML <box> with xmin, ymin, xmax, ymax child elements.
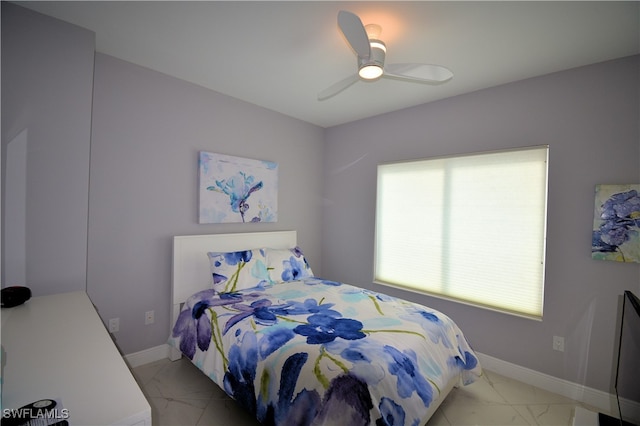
<box><xmin>131</xmin><ymin>357</ymin><xmax>596</xmax><ymax>426</ymax></box>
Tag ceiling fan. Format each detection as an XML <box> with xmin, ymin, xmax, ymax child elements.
<box><xmin>318</xmin><ymin>10</ymin><xmax>453</xmax><ymax>101</ymax></box>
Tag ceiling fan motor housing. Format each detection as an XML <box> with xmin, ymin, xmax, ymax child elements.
<box><xmin>358</xmin><ymin>39</ymin><xmax>386</xmax><ymax>80</ymax></box>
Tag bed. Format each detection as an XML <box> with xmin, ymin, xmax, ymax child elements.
<box><xmin>167</xmin><ymin>230</ymin><xmax>482</xmax><ymax>425</ymax></box>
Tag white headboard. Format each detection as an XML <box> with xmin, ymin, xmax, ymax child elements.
<box><xmin>172</xmin><ymin>230</ymin><xmax>297</xmax><ymax>304</ymax></box>
<box><xmin>169</xmin><ymin>231</ymin><xmax>297</xmax><ymax>360</ymax></box>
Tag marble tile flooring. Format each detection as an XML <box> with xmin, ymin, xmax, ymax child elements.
<box><xmin>131</xmin><ymin>357</ymin><xmax>595</xmax><ymax>425</ymax></box>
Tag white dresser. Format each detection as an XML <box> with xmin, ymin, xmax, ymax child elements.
<box><xmin>1</xmin><ymin>291</ymin><xmax>151</xmax><ymax>425</ymax></box>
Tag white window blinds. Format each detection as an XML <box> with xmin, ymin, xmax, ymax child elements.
<box><xmin>374</xmin><ymin>146</ymin><xmax>549</xmax><ymax>319</ymax></box>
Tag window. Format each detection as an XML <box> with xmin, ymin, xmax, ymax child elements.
<box><xmin>374</xmin><ymin>146</ymin><xmax>549</xmax><ymax>319</ymax></box>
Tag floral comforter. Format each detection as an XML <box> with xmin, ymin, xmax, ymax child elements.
<box><xmin>168</xmin><ymin>278</ymin><xmax>482</xmax><ymax>426</ymax></box>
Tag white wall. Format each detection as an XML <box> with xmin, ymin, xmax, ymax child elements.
<box><xmin>322</xmin><ymin>55</ymin><xmax>640</xmax><ymax>394</ymax></box>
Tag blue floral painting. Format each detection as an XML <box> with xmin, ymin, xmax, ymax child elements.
<box><xmin>592</xmin><ymin>184</ymin><xmax>640</xmax><ymax>263</ymax></box>
<box><xmin>199</xmin><ymin>152</ymin><xmax>278</xmax><ymax>223</ymax></box>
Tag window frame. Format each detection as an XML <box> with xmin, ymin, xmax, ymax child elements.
<box><xmin>373</xmin><ymin>145</ymin><xmax>549</xmax><ymax>320</ymax></box>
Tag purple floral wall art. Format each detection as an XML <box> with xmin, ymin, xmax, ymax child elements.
<box><xmin>199</xmin><ymin>152</ymin><xmax>278</xmax><ymax>224</ymax></box>
<box><xmin>592</xmin><ymin>184</ymin><xmax>640</xmax><ymax>263</ymax></box>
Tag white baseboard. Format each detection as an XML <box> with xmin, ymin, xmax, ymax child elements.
<box><xmin>122</xmin><ymin>346</ymin><xmax>618</xmax><ymax>414</ymax></box>
<box><xmin>124</xmin><ymin>344</ymin><xmax>171</xmax><ymax>368</ymax></box>
<box><xmin>477</xmin><ymin>352</ymin><xmax>617</xmax><ymax>415</ymax></box>
<box><xmin>572</xmin><ymin>406</ymin><xmax>599</xmax><ymax>426</ymax></box>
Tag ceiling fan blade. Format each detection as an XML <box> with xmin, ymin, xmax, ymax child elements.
<box><xmin>318</xmin><ymin>74</ymin><xmax>360</xmax><ymax>101</ymax></box>
<box><xmin>337</xmin><ymin>10</ymin><xmax>371</xmax><ymax>58</ymax></box>
<box><xmin>384</xmin><ymin>63</ymin><xmax>454</xmax><ymax>83</ymax></box>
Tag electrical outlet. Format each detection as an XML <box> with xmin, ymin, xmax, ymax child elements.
<box><xmin>145</xmin><ymin>310</ymin><xmax>155</xmax><ymax>325</ymax></box>
<box><xmin>553</xmin><ymin>335</ymin><xmax>565</xmax><ymax>352</ymax></box>
<box><xmin>109</xmin><ymin>318</ymin><xmax>119</xmax><ymax>333</ymax></box>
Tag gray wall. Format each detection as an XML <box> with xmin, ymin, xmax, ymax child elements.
<box><xmin>88</xmin><ymin>54</ymin><xmax>325</xmax><ymax>354</ymax></box>
<box><xmin>322</xmin><ymin>55</ymin><xmax>640</xmax><ymax>393</ymax></box>
<box><xmin>1</xmin><ymin>3</ymin><xmax>95</xmax><ymax>295</ymax></box>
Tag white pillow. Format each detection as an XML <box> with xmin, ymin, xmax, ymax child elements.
<box><xmin>266</xmin><ymin>246</ymin><xmax>314</xmax><ymax>284</ymax></box>
<box><xmin>207</xmin><ymin>248</ymin><xmax>269</xmax><ymax>293</ymax></box>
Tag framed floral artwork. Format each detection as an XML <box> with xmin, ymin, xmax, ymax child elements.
<box><xmin>592</xmin><ymin>184</ymin><xmax>640</xmax><ymax>263</ymax></box>
<box><xmin>199</xmin><ymin>152</ymin><xmax>278</xmax><ymax>223</ymax></box>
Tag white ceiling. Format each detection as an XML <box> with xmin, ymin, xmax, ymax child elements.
<box><xmin>18</xmin><ymin>1</ymin><xmax>640</xmax><ymax>128</ymax></box>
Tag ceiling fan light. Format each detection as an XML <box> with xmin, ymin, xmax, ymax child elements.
<box><xmin>359</xmin><ymin>64</ymin><xmax>384</xmax><ymax>80</ymax></box>
<box><xmin>370</xmin><ymin>40</ymin><xmax>386</xmax><ymax>53</ymax></box>
<box><xmin>358</xmin><ymin>38</ymin><xmax>386</xmax><ymax>80</ymax></box>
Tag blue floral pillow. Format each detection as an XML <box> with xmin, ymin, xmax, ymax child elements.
<box><xmin>266</xmin><ymin>247</ymin><xmax>314</xmax><ymax>284</ymax></box>
<box><xmin>207</xmin><ymin>249</ymin><xmax>270</xmax><ymax>293</ymax></box>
